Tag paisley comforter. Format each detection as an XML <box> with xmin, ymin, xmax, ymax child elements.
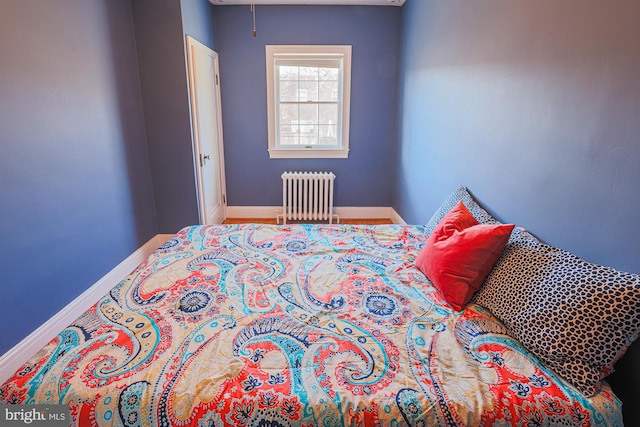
<box><xmin>0</xmin><ymin>224</ymin><xmax>622</xmax><ymax>426</ymax></box>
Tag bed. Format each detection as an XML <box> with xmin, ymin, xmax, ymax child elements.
<box><xmin>2</xmin><ymin>188</ymin><xmax>638</xmax><ymax>426</ymax></box>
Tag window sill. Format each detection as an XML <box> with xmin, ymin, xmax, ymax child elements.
<box><xmin>268</xmin><ymin>148</ymin><xmax>349</xmax><ymax>159</ymax></box>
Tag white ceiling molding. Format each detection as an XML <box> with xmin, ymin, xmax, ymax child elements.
<box><xmin>209</xmin><ymin>0</ymin><xmax>405</xmax><ymax>6</ymax></box>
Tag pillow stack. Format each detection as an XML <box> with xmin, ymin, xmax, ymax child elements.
<box><xmin>420</xmin><ymin>186</ymin><xmax>640</xmax><ymax>398</ymax></box>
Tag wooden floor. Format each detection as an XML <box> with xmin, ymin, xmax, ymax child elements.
<box><xmin>223</xmin><ymin>218</ymin><xmax>393</xmax><ymax>225</ymax></box>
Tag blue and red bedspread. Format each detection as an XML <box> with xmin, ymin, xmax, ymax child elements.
<box><xmin>0</xmin><ymin>224</ymin><xmax>622</xmax><ymax>426</ymax></box>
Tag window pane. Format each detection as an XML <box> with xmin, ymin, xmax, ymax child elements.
<box><xmin>319</xmin><ymin>67</ymin><xmax>339</xmax><ymax>81</ymax></box>
<box><xmin>280</xmin><ymin>101</ymin><xmax>299</xmax><ymax>144</ymax></box>
<box><xmin>280</xmin><ymin>126</ymin><xmax>299</xmax><ymax>143</ymax></box>
<box><xmin>299</xmin><ymin>66</ymin><xmax>318</xmax><ymax>81</ymax></box>
<box><xmin>279</xmin><ymin>80</ymin><xmax>298</xmax><ymax>102</ymax></box>
<box><xmin>299</xmin><ymin>103</ymin><xmax>318</xmax><ymax>144</ymax></box>
<box><xmin>299</xmin><ymin>81</ymin><xmax>318</xmax><ymax>102</ymax></box>
<box><xmin>279</xmin><ymin>65</ymin><xmax>298</xmax><ymax>80</ymax></box>
<box><xmin>319</xmin><ymin>80</ymin><xmax>338</xmax><ymax>102</ymax></box>
<box><xmin>299</xmin><ymin>123</ymin><xmax>316</xmax><ymax>139</ymax></box>
<box><xmin>279</xmin><ymin>104</ymin><xmax>298</xmax><ymax>125</ymax></box>
<box><xmin>299</xmin><ymin>104</ymin><xmax>318</xmax><ymax>123</ymax></box>
<box><xmin>279</xmin><ymin>124</ymin><xmax>298</xmax><ymax>138</ymax></box>
<box><xmin>319</xmin><ymin>104</ymin><xmax>338</xmax><ymax>125</ymax></box>
<box><xmin>318</xmin><ymin>125</ymin><xmax>338</xmax><ymax>145</ymax></box>
<box><xmin>279</xmin><ymin>136</ymin><xmax>299</xmax><ymax>146</ymax></box>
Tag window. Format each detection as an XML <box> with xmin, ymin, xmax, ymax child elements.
<box><xmin>266</xmin><ymin>45</ymin><xmax>352</xmax><ymax>158</ymax></box>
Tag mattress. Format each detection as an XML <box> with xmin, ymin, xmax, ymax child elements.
<box><xmin>0</xmin><ymin>224</ymin><xmax>622</xmax><ymax>426</ymax></box>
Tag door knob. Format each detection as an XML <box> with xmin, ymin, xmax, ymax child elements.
<box><xmin>200</xmin><ymin>154</ymin><xmax>211</xmax><ymax>167</ymax></box>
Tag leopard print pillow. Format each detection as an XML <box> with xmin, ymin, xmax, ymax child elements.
<box><xmin>473</xmin><ymin>227</ymin><xmax>640</xmax><ymax>397</ymax></box>
<box><xmin>424</xmin><ymin>186</ymin><xmax>500</xmax><ymax>236</ymax></box>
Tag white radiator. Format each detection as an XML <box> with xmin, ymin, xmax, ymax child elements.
<box><xmin>277</xmin><ymin>171</ymin><xmax>339</xmax><ymax>224</ymax></box>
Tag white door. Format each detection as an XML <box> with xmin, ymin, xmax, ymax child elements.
<box><xmin>186</xmin><ymin>36</ymin><xmax>226</xmax><ymax>225</ymax></box>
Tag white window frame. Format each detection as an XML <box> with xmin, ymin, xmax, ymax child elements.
<box><xmin>266</xmin><ymin>45</ymin><xmax>352</xmax><ymax>159</ymax></box>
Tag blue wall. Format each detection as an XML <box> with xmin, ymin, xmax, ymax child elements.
<box><xmin>131</xmin><ymin>0</ymin><xmax>218</xmax><ymax>234</ymax></box>
<box><xmin>130</xmin><ymin>0</ymin><xmax>217</xmax><ymax>234</ymax></box>
<box><xmin>213</xmin><ymin>6</ymin><xmax>402</xmax><ymax>207</ymax></box>
<box><xmin>395</xmin><ymin>0</ymin><xmax>640</xmax><ymax>419</ymax></box>
<box><xmin>132</xmin><ymin>0</ymin><xmax>201</xmax><ymax>233</ymax></box>
<box><xmin>0</xmin><ymin>0</ymin><xmax>157</xmax><ymax>352</ymax></box>
<box><xmin>395</xmin><ymin>0</ymin><xmax>640</xmax><ymax>276</ymax></box>
<box><xmin>182</xmin><ymin>0</ymin><xmax>217</xmax><ymax>50</ymax></box>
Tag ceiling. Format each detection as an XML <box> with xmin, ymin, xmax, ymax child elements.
<box><xmin>209</xmin><ymin>0</ymin><xmax>405</xmax><ymax>6</ymax></box>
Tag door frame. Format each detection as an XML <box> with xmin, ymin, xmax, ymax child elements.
<box><xmin>186</xmin><ymin>35</ymin><xmax>227</xmax><ymax>224</ymax></box>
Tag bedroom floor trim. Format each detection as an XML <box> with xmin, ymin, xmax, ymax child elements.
<box><xmin>225</xmin><ymin>206</ymin><xmax>406</xmax><ymax>224</ymax></box>
<box><xmin>224</xmin><ymin>218</ymin><xmax>393</xmax><ymax>225</ymax></box>
<box><xmin>0</xmin><ymin>233</ymin><xmax>173</xmax><ymax>385</ymax></box>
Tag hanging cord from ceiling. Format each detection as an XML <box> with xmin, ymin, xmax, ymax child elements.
<box><xmin>250</xmin><ymin>0</ymin><xmax>257</xmax><ymax>37</ymax></box>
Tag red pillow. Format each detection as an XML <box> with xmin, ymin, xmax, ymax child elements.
<box><xmin>416</xmin><ymin>201</ymin><xmax>514</xmax><ymax>311</ymax></box>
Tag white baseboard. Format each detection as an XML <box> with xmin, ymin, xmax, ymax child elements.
<box><xmin>225</xmin><ymin>206</ymin><xmax>406</xmax><ymax>224</ymax></box>
<box><xmin>390</xmin><ymin>208</ymin><xmax>406</xmax><ymax>225</ymax></box>
<box><xmin>0</xmin><ymin>234</ymin><xmax>173</xmax><ymax>385</ymax></box>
